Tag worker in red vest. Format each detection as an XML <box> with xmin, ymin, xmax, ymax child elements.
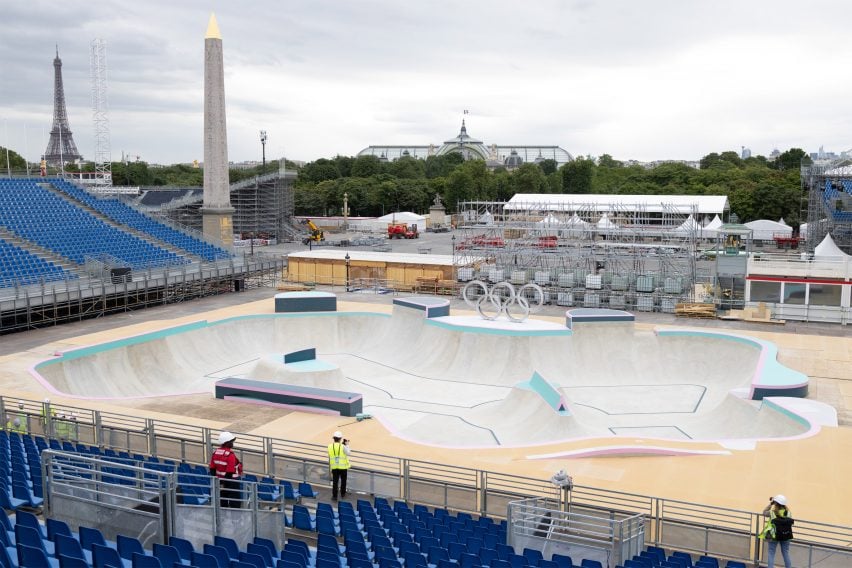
<box><xmin>209</xmin><ymin>431</ymin><xmax>243</xmax><ymax>508</ymax></box>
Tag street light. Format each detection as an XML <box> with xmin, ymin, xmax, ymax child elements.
<box><xmin>345</xmin><ymin>252</ymin><xmax>351</xmax><ymax>292</ymax></box>
<box><xmin>259</xmin><ymin>130</ymin><xmax>267</xmax><ymax>173</ymax></box>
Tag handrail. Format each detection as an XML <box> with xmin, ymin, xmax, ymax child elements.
<box><xmin>6</xmin><ymin>396</ymin><xmax>852</xmax><ymax>564</ymax></box>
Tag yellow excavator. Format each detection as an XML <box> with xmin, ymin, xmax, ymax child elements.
<box><xmin>301</xmin><ymin>219</ymin><xmax>325</xmax><ymax>245</ymax></box>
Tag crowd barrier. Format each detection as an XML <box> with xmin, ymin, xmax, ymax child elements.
<box><xmin>4</xmin><ymin>396</ymin><xmax>851</xmax><ymax>567</ymax></box>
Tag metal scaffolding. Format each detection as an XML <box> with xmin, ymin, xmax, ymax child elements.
<box><xmin>454</xmin><ymin>199</ymin><xmax>699</xmax><ymax>312</ymax></box>
<box><xmin>802</xmin><ymin>159</ymin><xmax>852</xmax><ymax>254</ymax></box>
<box><xmin>155</xmin><ymin>164</ymin><xmax>298</xmax><ymax>242</ymax></box>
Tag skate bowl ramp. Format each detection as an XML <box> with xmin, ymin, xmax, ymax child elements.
<box><xmin>32</xmin><ymin>301</ymin><xmax>820</xmax><ymax>450</ymax></box>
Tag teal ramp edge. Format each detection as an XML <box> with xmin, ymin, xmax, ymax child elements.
<box><xmin>517</xmin><ymin>371</ymin><xmax>570</xmax><ymax>415</ymax></box>
<box><xmin>34</xmin><ymin>312</ymin><xmax>391</xmax><ymax>371</ymax></box>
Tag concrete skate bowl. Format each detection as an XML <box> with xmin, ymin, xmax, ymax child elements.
<box><xmin>31</xmin><ymin>302</ymin><xmax>819</xmax><ymax>451</ymax></box>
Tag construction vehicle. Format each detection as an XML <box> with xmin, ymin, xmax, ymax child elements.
<box><xmin>387</xmin><ymin>223</ymin><xmax>419</xmax><ymax>239</ymax></box>
<box><xmin>301</xmin><ymin>219</ymin><xmax>325</xmax><ymax>245</ymax></box>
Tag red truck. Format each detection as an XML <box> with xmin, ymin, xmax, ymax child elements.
<box><xmin>387</xmin><ymin>223</ymin><xmax>419</xmax><ymax>239</ymax></box>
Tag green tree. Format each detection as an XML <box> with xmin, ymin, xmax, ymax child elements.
<box><xmin>351</xmin><ymin>155</ymin><xmax>384</xmax><ymax>178</ymax></box>
<box><xmin>389</xmin><ymin>156</ymin><xmax>426</xmax><ymax>179</ymax></box>
<box><xmin>597</xmin><ymin>154</ymin><xmax>623</xmax><ymax>168</ymax></box>
<box><xmin>537</xmin><ymin>158</ymin><xmax>558</xmax><ymax>176</ymax></box>
<box><xmin>299</xmin><ymin>158</ymin><xmax>340</xmax><ymax>184</ymax></box>
<box><xmin>425</xmin><ymin>153</ymin><xmax>464</xmax><ymax>179</ymax></box>
<box><xmin>513</xmin><ymin>163</ymin><xmax>547</xmax><ymax>194</ymax></box>
<box><xmin>560</xmin><ymin>158</ymin><xmax>594</xmax><ymax>194</ymax></box>
<box><xmin>774</xmin><ymin>148</ymin><xmax>811</xmax><ymax>171</ymax></box>
<box><xmin>0</xmin><ymin>147</ymin><xmax>27</xmax><ymax>171</ymax></box>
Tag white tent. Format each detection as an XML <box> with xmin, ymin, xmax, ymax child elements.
<box><xmin>596</xmin><ymin>213</ymin><xmax>618</xmax><ymax>230</ymax></box>
<box><xmin>799</xmin><ymin>223</ymin><xmax>808</xmax><ymax>240</ymax></box>
<box><xmin>814</xmin><ymin>233</ymin><xmax>850</xmax><ymax>259</ymax></box>
<box><xmin>702</xmin><ymin>214</ymin><xmax>723</xmax><ymax>239</ymax></box>
<box><xmin>672</xmin><ymin>214</ymin><xmax>701</xmax><ymax>235</ymax></box>
<box><xmin>375</xmin><ymin>211</ymin><xmax>426</xmax><ymax>232</ymax></box>
<box><xmin>537</xmin><ymin>213</ymin><xmax>564</xmax><ymax>227</ymax></box>
<box><xmin>744</xmin><ymin>219</ymin><xmax>792</xmax><ymax>241</ymax></box>
<box><xmin>705</xmin><ymin>215</ymin><xmax>723</xmax><ymax>230</ymax></box>
<box><xmin>778</xmin><ymin>218</ymin><xmax>788</xmax><ymax>226</ymax></box>
<box><xmin>479</xmin><ymin>211</ymin><xmax>494</xmax><ymax>226</ymax></box>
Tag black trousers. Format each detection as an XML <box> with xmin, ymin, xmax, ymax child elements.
<box><xmin>220</xmin><ymin>478</ymin><xmax>241</xmax><ymax>508</ymax></box>
<box><xmin>331</xmin><ymin>468</ymin><xmax>348</xmax><ymax>498</ymax></box>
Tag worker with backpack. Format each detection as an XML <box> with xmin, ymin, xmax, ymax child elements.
<box><xmin>759</xmin><ymin>494</ymin><xmax>794</xmax><ymax>568</ymax></box>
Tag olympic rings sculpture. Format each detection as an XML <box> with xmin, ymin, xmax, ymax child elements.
<box><xmin>462</xmin><ymin>280</ymin><xmax>545</xmax><ymax>322</ymax></box>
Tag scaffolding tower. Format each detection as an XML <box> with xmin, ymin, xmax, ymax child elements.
<box><xmin>155</xmin><ymin>164</ymin><xmax>298</xmax><ymax>243</ymax></box>
<box><xmin>454</xmin><ymin>199</ymin><xmax>699</xmax><ymax>313</ymax></box>
<box><xmin>802</xmin><ymin>158</ymin><xmax>852</xmax><ymax>254</ymax></box>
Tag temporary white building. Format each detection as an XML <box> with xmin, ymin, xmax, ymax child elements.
<box><xmin>799</xmin><ymin>223</ymin><xmax>808</xmax><ymax>240</ymax></box>
<box><xmin>506</xmin><ymin>193</ymin><xmax>729</xmax><ymax>215</ymax></box>
<box><xmin>701</xmin><ymin>214</ymin><xmax>724</xmax><ymax>238</ymax></box>
<box><xmin>744</xmin><ymin>219</ymin><xmax>793</xmax><ymax>241</ymax></box>
<box><xmin>375</xmin><ymin>212</ymin><xmax>427</xmax><ymax>232</ymax></box>
<box><xmin>814</xmin><ymin>233</ymin><xmax>850</xmax><ymax>259</ymax></box>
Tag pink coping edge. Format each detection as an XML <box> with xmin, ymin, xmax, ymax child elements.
<box><xmin>27</xmin><ymin>361</ymin><xmax>210</xmax><ymax>400</ymax></box>
<box><xmin>526</xmin><ymin>446</ymin><xmax>732</xmax><ymax>459</ymax></box>
<box><xmin>222</xmin><ymin>396</ymin><xmax>340</xmax><ymax>415</ymax></box>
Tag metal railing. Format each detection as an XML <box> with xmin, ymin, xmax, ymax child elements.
<box><xmin>5</xmin><ymin>396</ymin><xmax>851</xmax><ymax>566</ymax></box>
<box><xmin>508</xmin><ymin>497</ymin><xmax>645</xmax><ymax>568</ymax></box>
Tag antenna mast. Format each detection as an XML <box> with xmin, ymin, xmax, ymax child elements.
<box><xmin>90</xmin><ymin>38</ymin><xmax>112</xmax><ymax>186</ymax></box>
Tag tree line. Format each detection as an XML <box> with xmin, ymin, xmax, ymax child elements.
<box><xmin>0</xmin><ymin>145</ymin><xmax>812</xmax><ymax>226</ymax></box>
<box><xmin>293</xmin><ymin>149</ymin><xmax>811</xmax><ymax>226</ymax></box>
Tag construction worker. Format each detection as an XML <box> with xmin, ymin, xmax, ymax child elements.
<box><xmin>6</xmin><ymin>401</ymin><xmax>28</xmax><ymax>434</ymax></box>
<box><xmin>327</xmin><ymin>431</ymin><xmax>351</xmax><ymax>501</ymax></box>
<box><xmin>209</xmin><ymin>431</ymin><xmax>243</xmax><ymax>508</ymax></box>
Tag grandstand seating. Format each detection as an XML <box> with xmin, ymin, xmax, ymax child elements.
<box><xmin>48</xmin><ymin>179</ymin><xmax>231</xmax><ymax>262</ymax></box>
<box><xmin>0</xmin><ymin>429</ymin><xmax>754</xmax><ymax>568</ymax></box>
<box><xmin>0</xmin><ymin>179</ymin><xmax>187</xmax><ymax>272</ymax></box>
<box><xmin>822</xmin><ymin>180</ymin><xmax>852</xmax><ymax>222</ymax></box>
<box><xmin>0</xmin><ymin>237</ymin><xmax>77</xmax><ymax>289</ymax></box>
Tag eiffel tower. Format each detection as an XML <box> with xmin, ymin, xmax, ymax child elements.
<box><xmin>44</xmin><ymin>46</ymin><xmax>81</xmax><ymax>167</ymax></box>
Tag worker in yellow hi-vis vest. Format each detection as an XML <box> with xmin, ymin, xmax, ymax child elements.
<box><xmin>327</xmin><ymin>431</ymin><xmax>351</xmax><ymax>501</ymax></box>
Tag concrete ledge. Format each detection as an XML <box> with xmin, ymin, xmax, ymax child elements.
<box><xmin>215</xmin><ymin>377</ymin><xmax>362</xmax><ymax>416</ymax></box>
<box><xmin>393</xmin><ymin>296</ymin><xmax>451</xmax><ymax>318</ymax></box>
<box><xmin>565</xmin><ymin>308</ymin><xmax>635</xmax><ymax>329</ymax></box>
<box><xmin>274</xmin><ymin>291</ymin><xmax>337</xmax><ymax>313</ymax></box>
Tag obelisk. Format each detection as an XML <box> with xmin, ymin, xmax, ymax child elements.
<box><xmin>202</xmin><ymin>13</ymin><xmax>234</xmax><ymax>246</ymax></box>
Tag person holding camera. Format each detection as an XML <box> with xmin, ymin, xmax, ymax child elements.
<box><xmin>759</xmin><ymin>494</ymin><xmax>793</xmax><ymax>568</ymax></box>
<box><xmin>328</xmin><ymin>430</ymin><xmax>351</xmax><ymax>501</ymax></box>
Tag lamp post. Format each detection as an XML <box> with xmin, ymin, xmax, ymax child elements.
<box><xmin>260</xmin><ymin>130</ymin><xmax>267</xmax><ymax>173</ymax></box>
<box><xmin>345</xmin><ymin>253</ymin><xmax>351</xmax><ymax>292</ymax></box>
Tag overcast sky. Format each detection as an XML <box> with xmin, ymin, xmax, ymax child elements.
<box><xmin>2</xmin><ymin>0</ymin><xmax>851</xmax><ymax>166</ymax></box>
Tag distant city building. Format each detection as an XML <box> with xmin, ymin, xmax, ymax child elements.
<box><xmin>358</xmin><ymin>120</ymin><xmax>573</xmax><ymax>170</ymax></box>
<box><xmin>741</xmin><ymin>146</ymin><xmax>752</xmax><ymax>160</ymax></box>
<box><xmin>810</xmin><ymin>145</ymin><xmax>840</xmax><ymax>162</ymax></box>
<box><xmin>769</xmin><ymin>148</ymin><xmax>781</xmax><ymax>160</ymax></box>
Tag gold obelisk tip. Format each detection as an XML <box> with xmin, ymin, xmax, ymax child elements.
<box><xmin>205</xmin><ymin>13</ymin><xmax>222</xmax><ymax>40</ymax></box>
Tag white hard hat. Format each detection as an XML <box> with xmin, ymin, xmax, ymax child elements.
<box><xmin>43</xmin><ymin>398</ymin><xmax>50</xmax><ymax>403</ymax></box>
<box><xmin>218</xmin><ymin>431</ymin><xmax>236</xmax><ymax>445</ymax></box>
<box><xmin>17</xmin><ymin>401</ymin><xmax>24</xmax><ymax>409</ymax></box>
<box><xmin>772</xmin><ymin>494</ymin><xmax>788</xmax><ymax>506</ymax></box>
<box><xmin>13</xmin><ymin>418</ymin><xmax>21</xmax><ymax>428</ymax></box>
<box><xmin>333</xmin><ymin>431</ymin><xmax>343</xmax><ymax>439</ymax></box>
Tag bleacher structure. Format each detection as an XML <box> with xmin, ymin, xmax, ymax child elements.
<box><xmin>2</xmin><ymin>396</ymin><xmax>850</xmax><ymax>568</ymax></box>
<box><xmin>0</xmin><ymin>177</ymin><xmax>284</xmax><ymax>334</ymax></box>
<box><xmin>453</xmin><ymin>201</ymin><xmax>700</xmax><ymax>313</ymax></box>
<box><xmin>802</xmin><ymin>159</ymin><xmax>852</xmax><ymax>254</ymax></box>
<box><xmin>135</xmin><ymin>165</ymin><xmax>302</xmax><ymax>244</ymax></box>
